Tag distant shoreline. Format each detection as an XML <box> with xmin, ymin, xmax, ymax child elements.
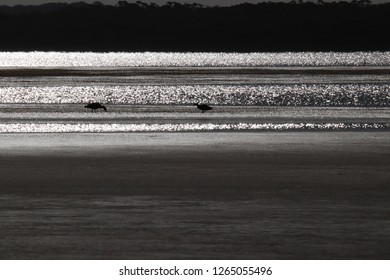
<box><xmin>1</xmin><ymin>2</ymin><xmax>390</xmax><ymax>52</ymax></box>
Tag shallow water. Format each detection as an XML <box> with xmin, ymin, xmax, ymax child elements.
<box><xmin>0</xmin><ymin>193</ymin><xmax>388</xmax><ymax>259</ymax></box>
<box><xmin>1</xmin><ymin>131</ymin><xmax>389</xmax><ymax>259</ymax></box>
<box><xmin>0</xmin><ymin>52</ymin><xmax>389</xmax><ymax>131</ymax></box>
<box><xmin>1</xmin><ymin>53</ymin><xmax>389</xmax><ymax>260</ymax></box>
<box><xmin>0</xmin><ymin>83</ymin><xmax>389</xmax><ymax>106</ymax></box>
<box><xmin>2</xmin><ymin>52</ymin><xmax>390</xmax><ymax>67</ymax></box>
<box><xmin>0</xmin><ymin>105</ymin><xmax>388</xmax><ymax>132</ymax></box>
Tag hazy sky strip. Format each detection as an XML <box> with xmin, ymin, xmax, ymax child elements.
<box><xmin>1</xmin><ymin>0</ymin><xmax>389</xmax><ymax>6</ymax></box>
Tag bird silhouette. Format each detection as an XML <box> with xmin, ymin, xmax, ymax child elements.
<box><xmin>194</xmin><ymin>103</ymin><xmax>213</xmax><ymax>113</ymax></box>
<box><xmin>84</xmin><ymin>102</ymin><xmax>107</xmax><ymax>112</ymax></box>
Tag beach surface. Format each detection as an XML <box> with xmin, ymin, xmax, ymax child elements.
<box><xmin>0</xmin><ymin>131</ymin><xmax>389</xmax><ymax>259</ymax></box>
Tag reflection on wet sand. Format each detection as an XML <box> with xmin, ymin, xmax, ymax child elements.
<box><xmin>0</xmin><ymin>132</ymin><xmax>389</xmax><ymax>259</ymax></box>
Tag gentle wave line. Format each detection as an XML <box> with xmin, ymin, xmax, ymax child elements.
<box><xmin>1</xmin><ymin>52</ymin><xmax>390</xmax><ymax>67</ymax></box>
<box><xmin>0</xmin><ymin>123</ymin><xmax>389</xmax><ymax>133</ymax></box>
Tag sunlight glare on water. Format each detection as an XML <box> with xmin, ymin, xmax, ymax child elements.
<box><xmin>0</xmin><ymin>123</ymin><xmax>389</xmax><ymax>133</ymax></box>
<box><xmin>1</xmin><ymin>52</ymin><xmax>390</xmax><ymax>67</ymax></box>
<box><xmin>0</xmin><ymin>84</ymin><xmax>388</xmax><ymax>106</ymax></box>
<box><xmin>0</xmin><ymin>52</ymin><xmax>389</xmax><ymax>132</ymax></box>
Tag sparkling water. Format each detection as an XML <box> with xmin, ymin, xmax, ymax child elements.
<box><xmin>1</xmin><ymin>52</ymin><xmax>390</xmax><ymax>67</ymax></box>
<box><xmin>0</xmin><ymin>52</ymin><xmax>389</xmax><ymax>132</ymax></box>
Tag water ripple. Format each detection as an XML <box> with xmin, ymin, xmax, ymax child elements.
<box><xmin>1</xmin><ymin>52</ymin><xmax>390</xmax><ymax>67</ymax></box>
<box><xmin>0</xmin><ymin>123</ymin><xmax>388</xmax><ymax>133</ymax></box>
<box><xmin>0</xmin><ymin>84</ymin><xmax>389</xmax><ymax>106</ymax></box>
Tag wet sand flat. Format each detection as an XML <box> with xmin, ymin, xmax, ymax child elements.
<box><xmin>0</xmin><ymin>132</ymin><xmax>389</xmax><ymax>259</ymax></box>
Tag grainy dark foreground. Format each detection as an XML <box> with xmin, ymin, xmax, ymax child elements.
<box><xmin>0</xmin><ymin>132</ymin><xmax>389</xmax><ymax>259</ymax></box>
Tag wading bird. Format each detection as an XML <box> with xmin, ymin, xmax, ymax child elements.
<box><xmin>84</xmin><ymin>102</ymin><xmax>107</xmax><ymax>112</ymax></box>
<box><xmin>194</xmin><ymin>103</ymin><xmax>213</xmax><ymax>113</ymax></box>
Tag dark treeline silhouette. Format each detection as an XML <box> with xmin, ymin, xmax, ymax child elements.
<box><xmin>0</xmin><ymin>1</ymin><xmax>389</xmax><ymax>51</ymax></box>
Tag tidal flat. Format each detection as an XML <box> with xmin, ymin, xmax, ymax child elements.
<box><xmin>0</xmin><ymin>131</ymin><xmax>389</xmax><ymax>259</ymax></box>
